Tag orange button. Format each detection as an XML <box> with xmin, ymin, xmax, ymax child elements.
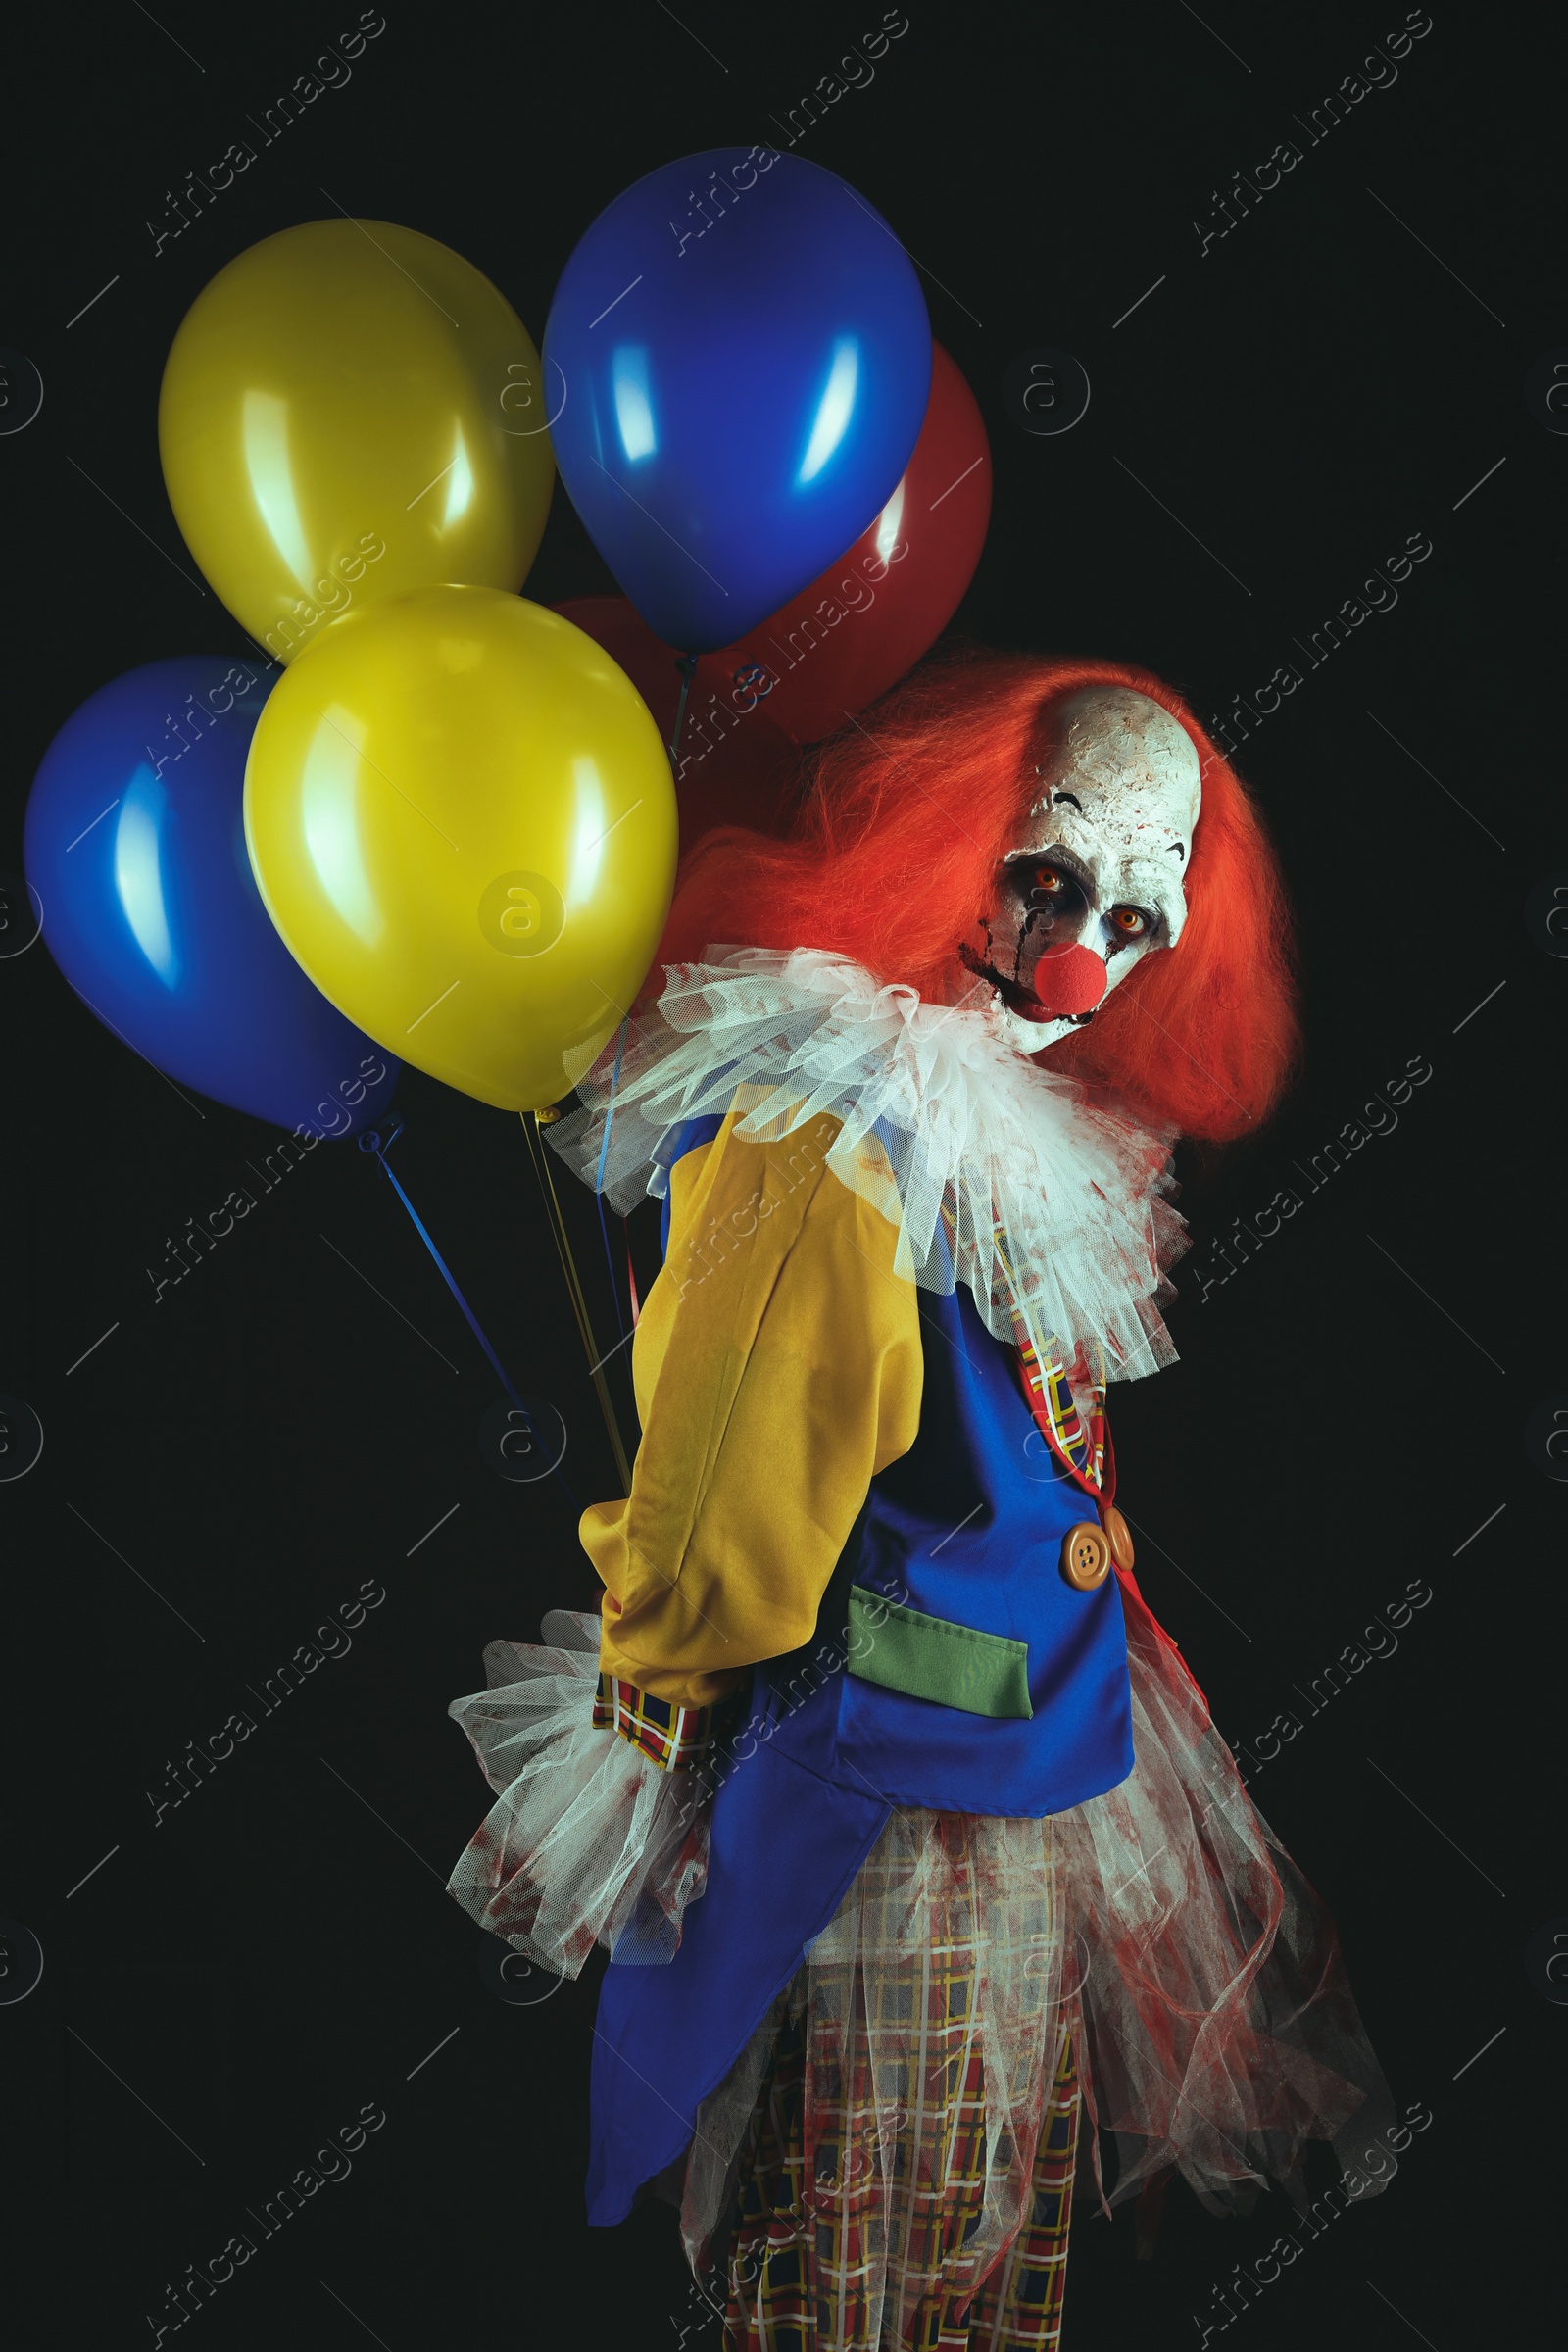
<box><xmin>1061</xmin><ymin>1522</ymin><xmax>1111</xmax><ymax>1590</ymax></box>
<box><xmin>1101</xmin><ymin>1504</ymin><xmax>1134</xmax><ymax>1572</ymax></box>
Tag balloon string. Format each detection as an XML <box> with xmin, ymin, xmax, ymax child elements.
<box><xmin>667</xmin><ymin>652</ymin><xmax>699</xmax><ymax>766</ymax></box>
<box><xmin>593</xmin><ymin>1018</ymin><xmax>631</xmax><ymax>1354</ymax></box>
<box><xmin>359</xmin><ymin>1119</ymin><xmax>579</xmax><ymax>1510</ymax></box>
<box><xmin>522</xmin><ymin>1112</ymin><xmax>635</xmax><ymax>1497</ymax></box>
<box><xmin>595</xmin><ymin>1016</ymin><xmax>628</xmax><ymax>1194</ymax></box>
<box><xmin>360</xmin><ymin>1114</ymin><xmax>523</xmax><ymax>1392</ymax></box>
<box><xmin>595</xmin><ymin>1194</ymin><xmax>625</xmax><ymax>1348</ymax></box>
<box><xmin>624</xmin><ymin>1219</ymin><xmax>642</xmax><ymax>1327</ymax></box>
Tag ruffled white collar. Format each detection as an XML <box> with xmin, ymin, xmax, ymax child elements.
<box><xmin>549</xmin><ymin>948</ymin><xmax>1187</xmax><ymax>1385</ymax></box>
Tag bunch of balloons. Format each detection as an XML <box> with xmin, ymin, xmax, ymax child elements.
<box><xmin>26</xmin><ymin>149</ymin><xmax>991</xmax><ymax>1122</ymax></box>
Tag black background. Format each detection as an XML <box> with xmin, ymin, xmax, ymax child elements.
<box><xmin>1</xmin><ymin>3</ymin><xmax>1560</xmax><ymax>2346</ymax></box>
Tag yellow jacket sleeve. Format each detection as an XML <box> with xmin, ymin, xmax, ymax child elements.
<box><xmin>579</xmin><ymin>1107</ymin><xmax>923</xmax><ymax>1711</ymax></box>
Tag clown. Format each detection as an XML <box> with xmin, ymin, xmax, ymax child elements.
<box><xmin>447</xmin><ymin>651</ymin><xmax>1390</xmax><ymax>2350</ymax></box>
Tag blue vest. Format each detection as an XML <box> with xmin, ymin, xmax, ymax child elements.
<box><xmin>758</xmin><ymin>1271</ymin><xmax>1133</xmax><ymax>1818</ymax></box>
<box><xmin>587</xmin><ymin>1118</ymin><xmax>1134</xmax><ymax>2225</ymax></box>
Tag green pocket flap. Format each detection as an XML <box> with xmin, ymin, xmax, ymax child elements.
<box><xmin>846</xmin><ymin>1588</ymin><xmax>1033</xmax><ymax>1720</ymax></box>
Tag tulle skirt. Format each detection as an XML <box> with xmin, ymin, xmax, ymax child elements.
<box><xmin>683</xmin><ymin>1812</ymin><xmax>1074</xmax><ymax>2346</ymax></box>
<box><xmin>447</xmin><ymin>1576</ymin><xmax>1393</xmax><ymax>2343</ymax></box>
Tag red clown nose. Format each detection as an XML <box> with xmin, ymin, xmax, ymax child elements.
<box><xmin>1028</xmin><ymin>943</ymin><xmax>1107</xmax><ymax>1017</ymax></box>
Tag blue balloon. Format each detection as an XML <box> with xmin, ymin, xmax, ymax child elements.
<box><xmin>24</xmin><ymin>657</ymin><xmax>400</xmax><ymax>1136</ymax></box>
<box><xmin>544</xmin><ymin>147</ymin><xmax>932</xmax><ymax>652</ymax></box>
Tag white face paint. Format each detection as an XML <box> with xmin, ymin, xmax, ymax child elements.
<box><xmin>960</xmin><ymin>686</ymin><xmax>1203</xmax><ymax>1054</ymax></box>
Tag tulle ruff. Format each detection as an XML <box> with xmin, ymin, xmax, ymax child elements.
<box><xmin>548</xmin><ymin>947</ymin><xmax>1187</xmax><ymax>1386</ymax></box>
<box><xmin>445</xmin><ymin>1611</ymin><xmax>710</xmax><ymax>1975</ymax></box>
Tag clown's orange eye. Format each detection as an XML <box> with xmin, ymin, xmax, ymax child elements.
<box><xmin>1110</xmin><ymin>905</ymin><xmax>1151</xmax><ymax>937</ymax></box>
<box><xmin>1032</xmin><ymin>866</ymin><xmax>1067</xmax><ymax>895</ymax></box>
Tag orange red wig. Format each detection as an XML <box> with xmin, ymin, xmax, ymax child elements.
<box><xmin>655</xmin><ymin>649</ymin><xmax>1298</xmax><ymax>1143</ymax></box>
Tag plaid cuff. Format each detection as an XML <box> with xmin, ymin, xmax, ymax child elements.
<box><xmin>593</xmin><ymin>1672</ymin><xmax>721</xmax><ymax>1772</ymax></box>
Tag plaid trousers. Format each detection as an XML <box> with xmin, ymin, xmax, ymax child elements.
<box><xmin>719</xmin><ymin>2008</ymin><xmax>1081</xmax><ymax>2351</ymax></box>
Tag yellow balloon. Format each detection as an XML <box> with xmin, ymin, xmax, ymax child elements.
<box><xmin>159</xmin><ymin>219</ymin><xmax>555</xmax><ymax>664</ymax></box>
<box><xmin>243</xmin><ymin>588</ymin><xmax>677</xmax><ymax>1111</ymax></box>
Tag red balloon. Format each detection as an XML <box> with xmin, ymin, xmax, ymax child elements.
<box><xmin>714</xmin><ymin>343</ymin><xmax>992</xmax><ymax>743</ymax></box>
<box><xmin>554</xmin><ymin>598</ymin><xmax>801</xmax><ymax>849</ymax></box>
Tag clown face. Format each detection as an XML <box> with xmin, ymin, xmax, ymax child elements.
<box><xmin>961</xmin><ymin>686</ymin><xmax>1202</xmax><ymax>1054</ymax></box>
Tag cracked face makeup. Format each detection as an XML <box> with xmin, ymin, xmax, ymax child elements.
<box><xmin>961</xmin><ymin>686</ymin><xmax>1202</xmax><ymax>1054</ymax></box>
